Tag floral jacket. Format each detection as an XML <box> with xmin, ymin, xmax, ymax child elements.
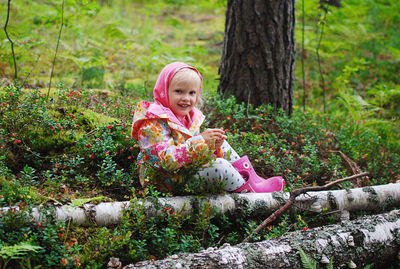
<box><xmin>131</xmin><ymin>101</ymin><xmax>218</xmax><ymax>190</ymax></box>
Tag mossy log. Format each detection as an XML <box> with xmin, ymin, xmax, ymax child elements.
<box><xmin>123</xmin><ymin>209</ymin><xmax>400</xmax><ymax>268</ymax></box>
<box><xmin>2</xmin><ymin>183</ymin><xmax>400</xmax><ymax>226</ymax></box>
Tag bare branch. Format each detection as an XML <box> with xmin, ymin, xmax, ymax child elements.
<box><xmin>3</xmin><ymin>0</ymin><xmax>18</xmax><ymax>80</ymax></box>
<box><xmin>329</xmin><ymin>150</ymin><xmax>371</xmax><ymax>186</ymax></box>
<box><xmin>47</xmin><ymin>0</ymin><xmax>65</xmax><ymax>99</ymax></box>
<box><xmin>301</xmin><ymin>0</ymin><xmax>306</xmax><ymax>111</ymax></box>
<box><xmin>316</xmin><ymin>8</ymin><xmax>327</xmax><ymax>113</ymax></box>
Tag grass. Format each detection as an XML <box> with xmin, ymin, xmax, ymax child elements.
<box><xmin>0</xmin><ymin>0</ymin><xmax>225</xmax><ymax>91</ymax></box>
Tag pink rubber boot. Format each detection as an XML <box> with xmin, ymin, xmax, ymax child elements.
<box><xmin>232</xmin><ymin>155</ymin><xmax>285</xmax><ymax>193</ymax></box>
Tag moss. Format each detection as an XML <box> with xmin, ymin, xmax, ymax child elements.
<box><xmin>51</xmin><ymin>105</ymin><xmax>119</xmax><ymax>129</ymax></box>
<box><xmin>27</xmin><ymin>127</ymin><xmax>76</xmax><ymax>155</ymax></box>
<box><xmin>384</xmin><ymin>210</ymin><xmax>400</xmax><ymax>223</ymax></box>
<box><xmin>232</xmin><ymin>194</ymin><xmax>250</xmax><ymax>211</ymax></box>
<box><xmin>321</xmin><ymin>244</ymin><xmax>334</xmax><ymax>256</ymax></box>
<box><xmin>31</xmin><ymin>106</ymin><xmax>117</xmax><ymax>153</ymax></box>
<box><xmin>350</xmin><ymin>230</ymin><xmax>365</xmax><ymax>246</ymax></box>
<box><xmin>76</xmin><ymin>107</ymin><xmax>118</xmax><ymax>129</ymax></box>
<box><xmin>381</xmin><ymin>195</ymin><xmax>395</xmax><ymax>211</ymax></box>
<box><xmin>272</xmin><ymin>191</ymin><xmax>287</xmax><ymax>205</ymax></box>
<box><xmin>300</xmin><ymin>240</ymin><xmax>322</xmax><ymax>260</ymax></box>
<box><xmin>4</xmin><ymin>99</ymin><xmax>122</xmax><ymax>173</ymax></box>
<box><xmin>23</xmin><ymin>87</ymin><xmax>59</xmax><ymax>98</ymax></box>
<box><xmin>335</xmin><ymin>232</ymin><xmax>347</xmax><ymax>246</ymax></box>
<box><xmin>249</xmin><ymin>200</ymin><xmax>269</xmax><ymax>216</ymax></box>
<box><xmin>394</xmin><ymin>229</ymin><xmax>400</xmax><ymax>246</ymax></box>
<box><xmin>241</xmin><ymin>244</ymin><xmax>265</xmax><ymax>269</ymax></box>
<box><xmin>362</xmin><ymin>186</ymin><xmax>379</xmax><ymax>206</ymax></box>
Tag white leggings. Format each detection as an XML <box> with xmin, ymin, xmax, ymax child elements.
<box><xmin>195</xmin><ymin>141</ymin><xmax>246</xmax><ymax>191</ymax></box>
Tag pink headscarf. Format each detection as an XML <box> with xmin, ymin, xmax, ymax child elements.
<box><xmin>147</xmin><ymin>62</ymin><xmax>204</xmax><ymax>129</ymax></box>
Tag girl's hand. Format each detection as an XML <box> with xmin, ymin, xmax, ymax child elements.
<box><xmin>214</xmin><ymin>137</ymin><xmax>225</xmax><ymax>149</ymax></box>
<box><xmin>201</xmin><ymin>128</ymin><xmax>227</xmax><ymax>148</ymax></box>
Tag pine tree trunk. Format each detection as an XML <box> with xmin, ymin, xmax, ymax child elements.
<box><xmin>123</xmin><ymin>209</ymin><xmax>400</xmax><ymax>268</ymax></box>
<box><xmin>218</xmin><ymin>0</ymin><xmax>295</xmax><ymax>114</ymax></box>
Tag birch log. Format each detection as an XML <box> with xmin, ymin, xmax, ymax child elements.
<box><xmin>2</xmin><ymin>183</ymin><xmax>400</xmax><ymax>226</ymax></box>
<box><xmin>123</xmin><ymin>209</ymin><xmax>400</xmax><ymax>268</ymax></box>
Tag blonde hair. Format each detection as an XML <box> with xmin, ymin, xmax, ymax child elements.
<box><xmin>171</xmin><ymin>68</ymin><xmax>202</xmax><ymax>86</ymax></box>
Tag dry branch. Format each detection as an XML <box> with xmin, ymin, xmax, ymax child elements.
<box><xmin>242</xmin><ymin>172</ymin><xmax>369</xmax><ymax>242</ymax></box>
<box><xmin>329</xmin><ymin>150</ymin><xmax>370</xmax><ymax>186</ymax></box>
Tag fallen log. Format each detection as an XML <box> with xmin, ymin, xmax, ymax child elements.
<box><xmin>122</xmin><ymin>209</ymin><xmax>400</xmax><ymax>268</ymax></box>
<box><xmin>1</xmin><ymin>183</ymin><xmax>400</xmax><ymax>226</ymax></box>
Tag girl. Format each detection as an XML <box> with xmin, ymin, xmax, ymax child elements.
<box><xmin>131</xmin><ymin>62</ymin><xmax>285</xmax><ymax>193</ymax></box>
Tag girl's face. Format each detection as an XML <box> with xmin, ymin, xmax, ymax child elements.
<box><xmin>168</xmin><ymin>70</ymin><xmax>201</xmax><ymax>117</ymax></box>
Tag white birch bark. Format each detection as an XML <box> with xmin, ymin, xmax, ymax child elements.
<box><xmin>122</xmin><ymin>209</ymin><xmax>400</xmax><ymax>268</ymax></box>
<box><xmin>2</xmin><ymin>183</ymin><xmax>400</xmax><ymax>226</ymax></box>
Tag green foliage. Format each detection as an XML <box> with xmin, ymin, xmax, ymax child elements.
<box><xmin>0</xmin><ymin>208</ymin><xmax>76</xmax><ymax>268</ymax></box>
<box><xmin>76</xmin><ymin>188</ymin><xmax>217</xmax><ymax>265</ymax></box>
<box><xmin>0</xmin><ymin>176</ymin><xmax>35</xmax><ymax>207</ymax></box>
<box><xmin>3</xmin><ymin>87</ymin><xmax>397</xmax><ymax>266</ymax></box>
<box><xmin>1</xmin><ymin>0</ymin><xmax>400</xmax><ymax>267</ymax></box>
<box><xmin>0</xmin><ymin>0</ymin><xmax>224</xmax><ymax>90</ymax></box>
<box><xmin>143</xmin><ymin>141</ymin><xmax>226</xmax><ymax>195</ymax></box>
<box><xmin>0</xmin><ymin>242</ymin><xmax>42</xmax><ymax>269</ymax></box>
<box><xmin>297</xmin><ymin>246</ymin><xmax>318</xmax><ymax>269</ymax></box>
<box><xmin>205</xmin><ymin>95</ymin><xmax>343</xmax><ymax>188</ymax></box>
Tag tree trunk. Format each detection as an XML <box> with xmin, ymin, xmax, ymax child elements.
<box><xmin>218</xmin><ymin>0</ymin><xmax>295</xmax><ymax>115</ymax></box>
<box><xmin>123</xmin><ymin>209</ymin><xmax>400</xmax><ymax>268</ymax></box>
<box><xmin>2</xmin><ymin>183</ymin><xmax>400</xmax><ymax>226</ymax></box>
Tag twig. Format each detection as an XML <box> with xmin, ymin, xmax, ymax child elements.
<box><xmin>4</xmin><ymin>0</ymin><xmax>17</xmax><ymax>80</ymax></box>
<box><xmin>316</xmin><ymin>7</ymin><xmax>327</xmax><ymax>113</ymax></box>
<box><xmin>301</xmin><ymin>0</ymin><xmax>306</xmax><ymax>111</ymax></box>
<box><xmin>47</xmin><ymin>0</ymin><xmax>65</xmax><ymax>100</ymax></box>
<box><xmin>328</xmin><ymin>150</ymin><xmax>370</xmax><ymax>186</ymax></box>
<box><xmin>242</xmin><ymin>172</ymin><xmax>369</xmax><ymax>243</ymax></box>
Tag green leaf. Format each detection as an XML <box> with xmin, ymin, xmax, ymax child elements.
<box><xmin>297</xmin><ymin>246</ymin><xmax>318</xmax><ymax>269</ymax></box>
<box><xmin>0</xmin><ymin>242</ymin><xmax>42</xmax><ymax>260</ymax></box>
<box><xmin>327</xmin><ymin>258</ymin><xmax>334</xmax><ymax>269</ymax></box>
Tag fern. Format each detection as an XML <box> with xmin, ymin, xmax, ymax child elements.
<box><xmin>0</xmin><ymin>242</ymin><xmax>42</xmax><ymax>260</ymax></box>
<box><xmin>0</xmin><ymin>242</ymin><xmax>42</xmax><ymax>268</ymax></box>
<box><xmin>297</xmin><ymin>246</ymin><xmax>318</xmax><ymax>269</ymax></box>
<box><xmin>327</xmin><ymin>258</ymin><xmax>334</xmax><ymax>269</ymax></box>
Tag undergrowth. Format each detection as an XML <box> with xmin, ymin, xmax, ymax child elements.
<box><xmin>1</xmin><ymin>85</ymin><xmax>399</xmax><ymax>267</ymax></box>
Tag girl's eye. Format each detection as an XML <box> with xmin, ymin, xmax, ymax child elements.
<box><xmin>175</xmin><ymin>89</ymin><xmax>182</xmax><ymax>93</ymax></box>
<box><xmin>190</xmin><ymin>91</ymin><xmax>196</xmax><ymax>95</ymax></box>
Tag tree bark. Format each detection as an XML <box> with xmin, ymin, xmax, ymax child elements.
<box><xmin>123</xmin><ymin>209</ymin><xmax>400</xmax><ymax>268</ymax></box>
<box><xmin>218</xmin><ymin>0</ymin><xmax>295</xmax><ymax>114</ymax></box>
<box><xmin>2</xmin><ymin>183</ymin><xmax>400</xmax><ymax>226</ymax></box>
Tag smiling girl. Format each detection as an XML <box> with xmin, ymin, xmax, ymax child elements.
<box><xmin>131</xmin><ymin>62</ymin><xmax>285</xmax><ymax>193</ymax></box>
